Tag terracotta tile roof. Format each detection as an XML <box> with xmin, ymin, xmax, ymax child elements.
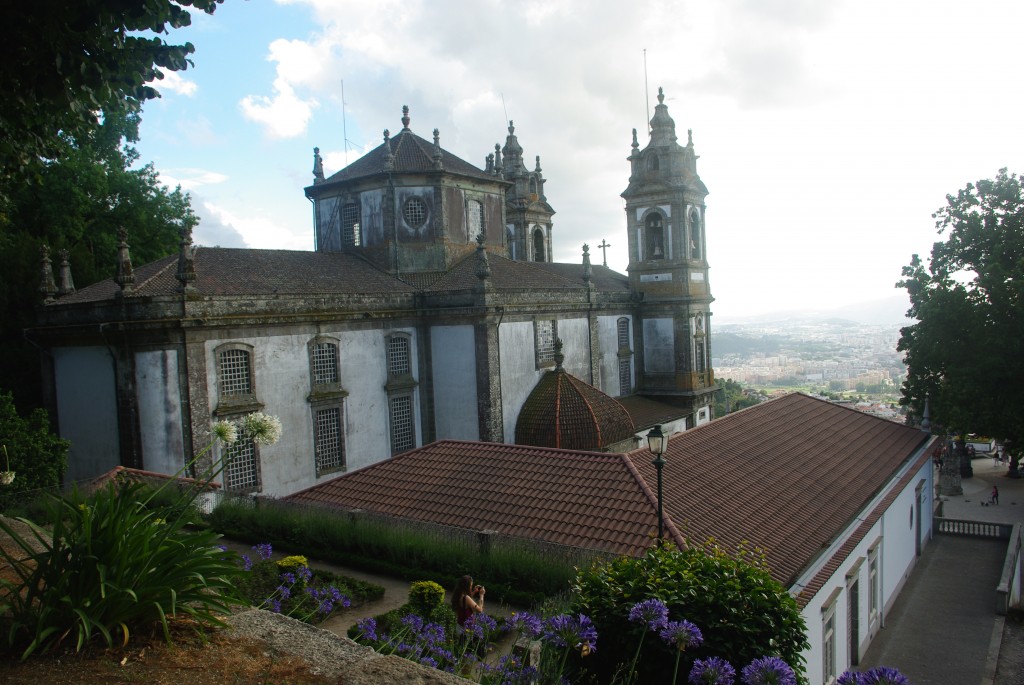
<box><xmin>515</xmin><ymin>364</ymin><xmax>635</xmax><ymax>450</ymax></box>
<box><xmin>288</xmin><ymin>441</ymin><xmax>661</xmax><ymax>556</ymax></box>
<box><xmin>627</xmin><ymin>393</ymin><xmax>930</xmax><ymax>585</ymax></box>
<box><xmin>428</xmin><ymin>252</ymin><xmax>587</xmax><ymax>292</ymax></box>
<box><xmin>289</xmin><ymin>393</ymin><xmax>929</xmax><ymax>589</ymax></box>
<box><xmin>529</xmin><ymin>262</ymin><xmax>631</xmax><ymax>292</ymax></box>
<box><xmin>618</xmin><ymin>395</ymin><xmax>691</xmax><ymax>431</ymax></box>
<box><xmin>315</xmin><ymin>128</ymin><xmax>496</xmax><ymax>187</ymax></box>
<box><xmin>54</xmin><ymin>248</ymin><xmax>416</xmax><ymax>304</ymax></box>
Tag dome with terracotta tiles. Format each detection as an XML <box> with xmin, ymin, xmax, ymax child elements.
<box><xmin>515</xmin><ymin>340</ymin><xmax>635</xmax><ymax>451</ymax></box>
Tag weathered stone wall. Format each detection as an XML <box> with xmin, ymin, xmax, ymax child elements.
<box><xmin>52</xmin><ymin>346</ymin><xmax>120</xmax><ymax>484</ymax></box>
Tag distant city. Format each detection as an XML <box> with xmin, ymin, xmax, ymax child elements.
<box><xmin>712</xmin><ymin>301</ymin><xmax>910</xmax><ymax>420</ymax></box>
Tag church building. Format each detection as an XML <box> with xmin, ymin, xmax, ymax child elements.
<box><xmin>31</xmin><ymin>90</ymin><xmax>717</xmax><ymax>496</ymax></box>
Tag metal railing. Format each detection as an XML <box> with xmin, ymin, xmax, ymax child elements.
<box><xmin>996</xmin><ymin>523</ymin><xmax>1022</xmax><ymax>615</ymax></box>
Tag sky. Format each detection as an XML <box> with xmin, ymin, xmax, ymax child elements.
<box><xmin>135</xmin><ymin>0</ymin><xmax>1024</xmax><ymax>321</ymax></box>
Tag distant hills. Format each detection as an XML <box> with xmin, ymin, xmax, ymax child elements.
<box><xmin>714</xmin><ymin>295</ymin><xmax>913</xmax><ymax>327</ymax></box>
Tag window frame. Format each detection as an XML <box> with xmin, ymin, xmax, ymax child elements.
<box><xmin>342</xmin><ymin>202</ymin><xmax>361</xmax><ymax>247</ymax></box>
<box><xmin>822</xmin><ymin>596</ymin><xmax>839</xmax><ymax>685</ymax></box>
<box><xmin>384</xmin><ymin>332</ymin><xmax>418</xmax><ymax>456</ymax></box>
<box><xmin>534</xmin><ymin>319</ymin><xmax>558</xmax><ymax>369</ymax></box>
<box><xmin>313</xmin><ymin>404</ymin><xmax>346</xmax><ymax>476</ymax></box>
<box><xmin>616</xmin><ymin>317</ymin><xmax>633</xmax><ymax>396</ymax></box>
<box><xmin>213</xmin><ymin>343</ymin><xmax>262</xmax><ymax>416</ymax></box>
<box><xmin>307</xmin><ymin>336</ymin><xmax>348</xmax><ymax>477</ymax></box>
<box><xmin>467</xmin><ymin>199</ymin><xmax>485</xmax><ymax>242</ymax></box>
<box><xmin>644</xmin><ymin>212</ymin><xmax>666</xmax><ymax>260</ymax></box>
<box><xmin>403</xmin><ymin>196</ymin><xmax>428</xmax><ymax>229</ymax></box>
<box><xmin>689</xmin><ymin>209</ymin><xmax>701</xmax><ymax>259</ymax></box>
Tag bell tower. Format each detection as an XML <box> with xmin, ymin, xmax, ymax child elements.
<box><xmin>622</xmin><ymin>87</ymin><xmax>716</xmax><ymax>424</ymax></box>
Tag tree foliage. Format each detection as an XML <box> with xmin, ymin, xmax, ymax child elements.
<box><xmin>570</xmin><ymin>542</ymin><xmax>809</xmax><ymax>684</ymax></box>
<box><xmin>0</xmin><ymin>110</ymin><xmax>194</xmax><ymax>409</ymax></box>
<box><xmin>0</xmin><ymin>391</ymin><xmax>69</xmax><ymax>503</ymax></box>
<box><xmin>0</xmin><ymin>0</ymin><xmax>225</xmax><ymax>180</ymax></box>
<box><xmin>714</xmin><ymin>378</ymin><xmax>760</xmax><ymax>417</ymax></box>
<box><xmin>897</xmin><ymin>169</ymin><xmax>1024</xmax><ymax>448</ymax></box>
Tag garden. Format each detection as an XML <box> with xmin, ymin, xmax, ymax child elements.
<box><xmin>0</xmin><ymin>410</ymin><xmax>913</xmax><ymax>683</ymax></box>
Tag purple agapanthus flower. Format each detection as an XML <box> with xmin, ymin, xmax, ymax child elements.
<box><xmin>660</xmin><ymin>619</ymin><xmax>704</xmax><ymax>651</ymax></box>
<box><xmin>463</xmin><ymin>612</ymin><xmax>498</xmax><ymax>640</ymax></box>
<box><xmin>265</xmin><ymin>598</ymin><xmax>282</xmax><ymax>613</ymax></box>
<box><xmin>505</xmin><ymin>612</ymin><xmax>544</xmax><ymax>638</ymax></box>
<box><xmin>401</xmin><ymin>613</ymin><xmax>425</xmax><ymax>633</ymax></box>
<box><xmin>837</xmin><ymin>674</ymin><xmax>860</xmax><ymax>685</ymax></box>
<box><xmin>628</xmin><ymin>598</ymin><xmax>670</xmax><ymax>631</ymax></box>
<box><xmin>297</xmin><ymin>565</ymin><xmax>313</xmax><ymax>582</ymax></box>
<box><xmin>280</xmin><ymin>571</ymin><xmax>297</xmax><ymax>584</ymax></box>
<box><xmin>859</xmin><ymin>667</ymin><xmax>911</xmax><ymax>685</ymax></box>
<box><xmin>741</xmin><ymin>656</ymin><xmax>797</xmax><ymax>685</ymax></box>
<box><xmin>543</xmin><ymin>613</ymin><xmax>598</xmax><ymax>654</ymax></box>
<box><xmin>276</xmin><ymin>584</ymin><xmax>292</xmax><ymax>599</ymax></box>
<box><xmin>253</xmin><ymin>542</ymin><xmax>273</xmax><ymax>560</ymax></box>
<box><xmin>420</xmin><ymin>622</ymin><xmax>446</xmax><ymax>646</ymax></box>
<box><xmin>355</xmin><ymin>617</ymin><xmax>378</xmax><ymax>641</ymax></box>
<box><xmin>418</xmin><ymin>656</ymin><xmax>438</xmax><ymax>668</ymax></box>
<box><xmin>240</xmin><ymin>554</ymin><xmax>253</xmax><ymax>571</ymax></box>
<box><xmin>689</xmin><ymin>656</ymin><xmax>736</xmax><ymax>685</ymax></box>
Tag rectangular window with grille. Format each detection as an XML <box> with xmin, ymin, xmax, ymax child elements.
<box><xmin>342</xmin><ymin>203</ymin><xmax>361</xmax><ymax>247</ymax></box>
<box><xmin>387</xmin><ymin>336</ymin><xmax>411</xmax><ymax>376</ymax></box>
<box><xmin>618</xmin><ymin>358</ymin><xmax>632</xmax><ymax>396</ymax></box>
<box><xmin>313</xmin><ymin>342</ymin><xmax>339</xmax><ymax>385</ymax></box>
<box><xmin>535</xmin><ymin>320</ymin><xmax>556</xmax><ymax>367</ymax></box>
<box><xmin>223</xmin><ymin>438</ymin><xmax>259</xmax><ymax>492</ymax></box>
<box><xmin>315</xmin><ymin>406</ymin><xmax>345</xmax><ymax>474</ymax></box>
<box><xmin>389</xmin><ymin>394</ymin><xmax>414</xmax><ymax>455</ymax></box>
<box><xmin>218</xmin><ymin>349</ymin><xmax>252</xmax><ymax>396</ymax></box>
<box><xmin>695</xmin><ymin>340</ymin><xmax>707</xmax><ymax>373</ymax></box>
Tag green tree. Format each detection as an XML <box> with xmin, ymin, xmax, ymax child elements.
<box><xmin>0</xmin><ymin>0</ymin><xmax>225</xmax><ymax>181</ymax></box>
<box><xmin>897</xmin><ymin>169</ymin><xmax>1024</xmax><ymax>451</ymax></box>
<box><xmin>570</xmin><ymin>542</ymin><xmax>809</xmax><ymax>684</ymax></box>
<box><xmin>713</xmin><ymin>379</ymin><xmax>759</xmax><ymax>417</ymax></box>
<box><xmin>0</xmin><ymin>391</ymin><xmax>69</xmax><ymax>505</ymax></box>
<box><xmin>0</xmin><ymin>110</ymin><xmax>195</xmax><ymax>409</ymax></box>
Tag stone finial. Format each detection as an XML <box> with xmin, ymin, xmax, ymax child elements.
<box><xmin>401</xmin><ymin>105</ymin><xmax>410</xmax><ymax>130</ymax></box>
<box><xmin>382</xmin><ymin>129</ymin><xmax>394</xmax><ymax>171</ymax></box>
<box><xmin>535</xmin><ymin>155</ymin><xmax>542</xmax><ymax>173</ymax></box>
<box><xmin>312</xmin><ymin>146</ymin><xmax>325</xmax><ymax>183</ymax></box>
<box><xmin>38</xmin><ymin>245</ymin><xmax>57</xmax><ymax>303</ymax></box>
<box><xmin>485</xmin><ymin>152</ymin><xmax>494</xmax><ymax>173</ymax></box>
<box><xmin>475</xmin><ymin>233</ymin><xmax>491</xmax><ymax>281</ymax></box>
<box><xmin>582</xmin><ymin>243</ymin><xmax>592</xmax><ymax>283</ymax></box>
<box><xmin>432</xmin><ymin>128</ymin><xmax>443</xmax><ymax>171</ymax></box>
<box><xmin>657</xmin><ymin>86</ymin><xmax>665</xmax><ymax>104</ymax></box>
<box><xmin>631</xmin><ymin>128</ymin><xmax>639</xmax><ymax>153</ymax></box>
<box><xmin>688</xmin><ymin>128</ymin><xmax>693</xmax><ymax>146</ymax></box>
<box><xmin>508</xmin><ymin>120</ymin><xmax>515</xmax><ymax>135</ymax></box>
<box><xmin>57</xmin><ymin>249</ymin><xmax>75</xmax><ymax>296</ymax></box>
<box><xmin>115</xmin><ymin>226</ymin><xmax>135</xmax><ymax>295</ymax></box>
<box><xmin>553</xmin><ymin>338</ymin><xmax>564</xmax><ymax>369</ymax></box>
<box><xmin>493</xmin><ymin>143</ymin><xmax>502</xmax><ymax>173</ymax></box>
<box><xmin>176</xmin><ymin>224</ymin><xmax>196</xmax><ymax>292</ymax></box>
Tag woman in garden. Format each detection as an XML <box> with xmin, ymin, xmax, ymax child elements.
<box><xmin>451</xmin><ymin>575</ymin><xmax>485</xmax><ymax>625</ymax></box>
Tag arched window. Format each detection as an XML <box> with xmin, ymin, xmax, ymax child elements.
<box><xmin>533</xmin><ymin>228</ymin><xmax>546</xmax><ymax>262</ymax></box>
<box><xmin>648</xmin><ymin>154</ymin><xmax>660</xmax><ymax>171</ymax></box>
<box><xmin>645</xmin><ymin>213</ymin><xmax>665</xmax><ymax>260</ymax></box>
<box><xmin>529</xmin><ymin>177</ymin><xmax>538</xmax><ymax>195</ymax></box>
<box><xmin>467</xmin><ymin>200</ymin><xmax>484</xmax><ymax>242</ymax></box>
<box><xmin>689</xmin><ymin>210</ymin><xmax>701</xmax><ymax>259</ymax></box>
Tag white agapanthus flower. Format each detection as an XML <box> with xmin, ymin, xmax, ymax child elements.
<box><xmin>211</xmin><ymin>420</ymin><xmax>238</xmax><ymax>445</ymax></box>
<box><xmin>243</xmin><ymin>412</ymin><xmax>283</xmax><ymax>445</ymax></box>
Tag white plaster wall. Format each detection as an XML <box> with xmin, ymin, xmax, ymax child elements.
<box><xmin>204</xmin><ymin>327</ymin><xmax>419</xmax><ymax>497</ymax></box>
<box><xmin>499</xmin><ymin>321</ymin><xmax>545</xmax><ymax>442</ymax></box>
<box><xmin>430</xmin><ymin>325</ymin><xmax>478</xmax><ymax>440</ymax></box>
<box><xmin>643</xmin><ymin>318</ymin><xmax>674</xmax><ymax>373</ymax></box>
<box><xmin>135</xmin><ymin>349</ymin><xmax>184</xmax><ymax>476</ymax></box>
<box><xmin>557</xmin><ymin>318</ymin><xmax>590</xmax><ymax>382</ymax></box>
<box><xmin>53</xmin><ymin>347</ymin><xmax>119</xmax><ymax>485</ymax></box>
<box><xmin>798</xmin><ymin>457</ymin><xmax>934</xmax><ymax>682</ymax></box>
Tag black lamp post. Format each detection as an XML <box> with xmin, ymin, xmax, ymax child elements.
<box><xmin>646</xmin><ymin>424</ymin><xmax>667</xmax><ymax>540</ymax></box>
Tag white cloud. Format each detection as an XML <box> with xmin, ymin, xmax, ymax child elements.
<box><xmin>152</xmin><ymin>69</ymin><xmax>198</xmax><ymax>97</ymax></box>
<box><xmin>159</xmin><ymin>168</ymin><xmax>229</xmax><ymax>192</ymax></box>
<box><xmin>239</xmin><ymin>37</ymin><xmax>331</xmax><ymax>138</ymax></box>
<box><xmin>202</xmin><ymin>201</ymin><xmax>308</xmax><ymax>250</ymax></box>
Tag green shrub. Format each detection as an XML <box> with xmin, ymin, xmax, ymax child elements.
<box><xmin>570</xmin><ymin>541</ymin><xmax>809</xmax><ymax>684</ymax></box>
<box><xmin>0</xmin><ymin>480</ymin><xmax>241</xmax><ymax>659</ymax></box>
<box><xmin>408</xmin><ymin>580</ymin><xmax>446</xmax><ymax>617</ymax></box>
<box><xmin>0</xmin><ymin>391</ymin><xmax>68</xmax><ymax>509</ymax></box>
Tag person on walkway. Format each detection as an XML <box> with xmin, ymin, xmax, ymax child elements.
<box><xmin>451</xmin><ymin>575</ymin><xmax>486</xmax><ymax>626</ymax></box>
<box><xmin>992</xmin><ymin>485</ymin><xmax>999</xmax><ymax>505</ymax></box>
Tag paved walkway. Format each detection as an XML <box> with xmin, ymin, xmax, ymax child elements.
<box><xmin>860</xmin><ymin>457</ymin><xmax>1023</xmax><ymax>685</ymax></box>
